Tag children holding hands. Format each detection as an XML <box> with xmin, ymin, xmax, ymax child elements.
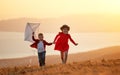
<box><xmin>30</xmin><ymin>24</ymin><xmax>78</xmax><ymax>67</ymax></box>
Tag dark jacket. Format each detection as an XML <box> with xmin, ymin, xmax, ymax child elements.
<box><xmin>30</xmin><ymin>36</ymin><xmax>52</xmax><ymax>50</ymax></box>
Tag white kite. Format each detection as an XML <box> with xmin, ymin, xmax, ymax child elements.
<box><xmin>24</xmin><ymin>22</ymin><xmax>40</xmax><ymax>42</ymax></box>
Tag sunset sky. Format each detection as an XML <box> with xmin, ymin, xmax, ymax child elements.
<box><xmin>0</xmin><ymin>0</ymin><xmax>120</xmax><ymax>59</ymax></box>
<box><xmin>0</xmin><ymin>0</ymin><xmax>120</xmax><ymax>19</ymax></box>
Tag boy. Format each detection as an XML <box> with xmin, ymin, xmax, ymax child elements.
<box><xmin>30</xmin><ymin>32</ymin><xmax>52</xmax><ymax>67</ymax></box>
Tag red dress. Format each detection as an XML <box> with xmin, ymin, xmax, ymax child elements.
<box><xmin>54</xmin><ymin>32</ymin><xmax>76</xmax><ymax>52</ymax></box>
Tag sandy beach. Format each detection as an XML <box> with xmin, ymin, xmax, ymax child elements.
<box><xmin>0</xmin><ymin>46</ymin><xmax>120</xmax><ymax>75</ymax></box>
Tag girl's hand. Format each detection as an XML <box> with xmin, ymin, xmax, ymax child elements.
<box><xmin>75</xmin><ymin>43</ymin><xmax>78</xmax><ymax>46</ymax></box>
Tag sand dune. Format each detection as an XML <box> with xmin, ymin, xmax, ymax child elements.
<box><xmin>0</xmin><ymin>46</ymin><xmax>120</xmax><ymax>75</ymax></box>
<box><xmin>68</xmin><ymin>46</ymin><xmax>120</xmax><ymax>62</ymax></box>
<box><xmin>0</xmin><ymin>46</ymin><xmax>120</xmax><ymax>68</ymax></box>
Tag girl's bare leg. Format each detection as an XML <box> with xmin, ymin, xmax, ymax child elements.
<box><xmin>64</xmin><ymin>51</ymin><xmax>68</xmax><ymax>64</ymax></box>
<box><xmin>60</xmin><ymin>51</ymin><xmax>64</xmax><ymax>63</ymax></box>
<box><xmin>61</xmin><ymin>51</ymin><xmax>68</xmax><ymax>64</ymax></box>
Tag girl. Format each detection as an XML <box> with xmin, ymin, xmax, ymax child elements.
<box><xmin>30</xmin><ymin>32</ymin><xmax>52</xmax><ymax>67</ymax></box>
<box><xmin>54</xmin><ymin>25</ymin><xmax>78</xmax><ymax>64</ymax></box>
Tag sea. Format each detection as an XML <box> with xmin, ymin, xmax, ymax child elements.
<box><xmin>0</xmin><ymin>32</ymin><xmax>120</xmax><ymax>59</ymax></box>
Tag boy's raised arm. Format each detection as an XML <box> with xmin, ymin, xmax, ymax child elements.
<box><xmin>32</xmin><ymin>32</ymin><xmax>37</xmax><ymax>41</ymax></box>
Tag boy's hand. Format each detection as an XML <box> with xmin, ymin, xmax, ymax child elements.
<box><xmin>52</xmin><ymin>42</ymin><xmax>55</xmax><ymax>44</ymax></box>
<box><xmin>32</xmin><ymin>32</ymin><xmax>34</xmax><ymax>36</ymax></box>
